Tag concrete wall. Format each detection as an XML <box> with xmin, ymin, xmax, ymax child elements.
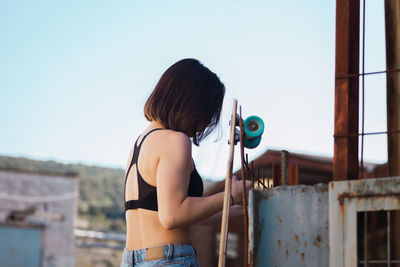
<box><xmin>329</xmin><ymin>177</ymin><xmax>400</xmax><ymax>267</ymax></box>
<box><xmin>248</xmin><ymin>184</ymin><xmax>329</xmax><ymax>267</ymax></box>
<box><xmin>0</xmin><ymin>170</ymin><xmax>78</xmax><ymax>267</ymax></box>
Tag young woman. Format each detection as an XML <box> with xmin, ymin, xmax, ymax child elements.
<box><xmin>121</xmin><ymin>58</ymin><xmax>252</xmax><ymax>266</ymax></box>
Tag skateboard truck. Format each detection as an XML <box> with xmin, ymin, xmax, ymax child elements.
<box><xmin>228</xmin><ymin>114</ymin><xmax>265</xmax><ymax>148</ymax></box>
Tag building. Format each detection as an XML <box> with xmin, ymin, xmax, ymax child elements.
<box><xmin>0</xmin><ymin>169</ymin><xmax>78</xmax><ymax>267</ymax></box>
<box><xmin>234</xmin><ymin>149</ymin><xmax>382</xmax><ymax>186</ymax></box>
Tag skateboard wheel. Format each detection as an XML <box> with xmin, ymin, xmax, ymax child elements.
<box><xmin>244</xmin><ymin>116</ymin><xmax>264</xmax><ymax>139</ymax></box>
<box><xmin>244</xmin><ymin>136</ymin><xmax>261</xmax><ymax>149</ymax></box>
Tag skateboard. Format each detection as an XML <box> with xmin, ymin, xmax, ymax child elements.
<box><xmin>218</xmin><ymin>100</ymin><xmax>264</xmax><ymax>267</ymax></box>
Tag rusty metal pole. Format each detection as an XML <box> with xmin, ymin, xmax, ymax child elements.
<box><xmin>385</xmin><ymin>0</ymin><xmax>400</xmax><ymax>263</ymax></box>
<box><xmin>288</xmin><ymin>164</ymin><xmax>299</xmax><ymax>185</ymax></box>
<box><xmin>281</xmin><ymin>150</ymin><xmax>289</xmax><ymax>185</ymax></box>
<box><xmin>385</xmin><ymin>0</ymin><xmax>400</xmax><ymax>177</ymax></box>
<box><xmin>333</xmin><ymin>0</ymin><xmax>360</xmax><ymax>180</ymax></box>
<box><xmin>272</xmin><ymin>163</ymin><xmax>279</xmax><ymax>187</ymax></box>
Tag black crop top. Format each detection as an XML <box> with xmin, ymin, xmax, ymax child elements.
<box><xmin>124</xmin><ymin>128</ymin><xmax>204</xmax><ymax>212</ymax></box>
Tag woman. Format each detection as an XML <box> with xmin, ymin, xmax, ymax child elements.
<box><xmin>121</xmin><ymin>58</ymin><xmax>252</xmax><ymax>266</ymax></box>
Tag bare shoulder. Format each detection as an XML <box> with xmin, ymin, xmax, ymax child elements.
<box><xmin>155</xmin><ymin>130</ymin><xmax>192</xmax><ymax>164</ymax></box>
<box><xmin>158</xmin><ymin>130</ymin><xmax>191</xmax><ymax>152</ymax></box>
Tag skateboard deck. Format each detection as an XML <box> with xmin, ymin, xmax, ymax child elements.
<box><xmin>218</xmin><ymin>100</ymin><xmax>264</xmax><ymax>267</ymax></box>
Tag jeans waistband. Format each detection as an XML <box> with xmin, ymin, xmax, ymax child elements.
<box><xmin>123</xmin><ymin>244</ymin><xmax>196</xmax><ymax>265</ymax></box>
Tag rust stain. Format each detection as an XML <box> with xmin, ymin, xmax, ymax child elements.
<box><xmin>277</xmin><ymin>240</ymin><xmax>281</xmax><ymax>251</ymax></box>
<box><xmin>285</xmin><ymin>250</ymin><xmax>289</xmax><ymax>259</ymax></box>
<box><xmin>313</xmin><ymin>235</ymin><xmax>322</xmax><ymax>247</ymax></box>
<box><xmin>338</xmin><ymin>192</ymin><xmax>351</xmax><ymax>205</ymax></box>
<box><xmin>338</xmin><ymin>192</ymin><xmax>400</xmax><ymax>205</ymax></box>
<box><xmin>304</xmin><ymin>240</ymin><xmax>308</xmax><ymax>247</ymax></box>
<box><xmin>277</xmin><ymin>215</ymin><xmax>282</xmax><ymax>224</ymax></box>
<box><xmin>339</xmin><ymin>196</ymin><xmax>346</xmax><ymax>217</ymax></box>
<box><xmin>301</xmin><ymin>253</ymin><xmax>305</xmax><ymax>261</ymax></box>
<box><xmin>294</xmin><ymin>235</ymin><xmax>300</xmax><ymax>244</ymax></box>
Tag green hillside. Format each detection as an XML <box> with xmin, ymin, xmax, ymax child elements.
<box><xmin>0</xmin><ymin>155</ymin><xmax>218</xmax><ymax>232</ymax></box>
<box><xmin>0</xmin><ymin>155</ymin><xmax>126</xmax><ymax>232</ymax></box>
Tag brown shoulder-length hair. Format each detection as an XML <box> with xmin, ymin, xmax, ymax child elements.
<box><xmin>144</xmin><ymin>58</ymin><xmax>225</xmax><ymax>146</ymax></box>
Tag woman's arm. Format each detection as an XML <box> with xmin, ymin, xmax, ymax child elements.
<box><xmin>156</xmin><ymin>131</ymin><xmax>252</xmax><ymax>230</ymax></box>
<box><xmin>156</xmin><ymin>132</ymin><xmax>225</xmax><ymax>229</ymax></box>
<box><xmin>195</xmin><ymin>204</ymin><xmax>244</xmax><ymax>226</ymax></box>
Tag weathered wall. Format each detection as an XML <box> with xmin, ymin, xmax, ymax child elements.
<box><xmin>329</xmin><ymin>176</ymin><xmax>400</xmax><ymax>267</ymax></box>
<box><xmin>248</xmin><ymin>184</ymin><xmax>329</xmax><ymax>267</ymax></box>
<box><xmin>0</xmin><ymin>170</ymin><xmax>78</xmax><ymax>267</ymax></box>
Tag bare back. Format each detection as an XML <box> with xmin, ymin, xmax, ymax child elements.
<box><xmin>124</xmin><ymin>127</ymin><xmax>191</xmax><ymax>250</ymax></box>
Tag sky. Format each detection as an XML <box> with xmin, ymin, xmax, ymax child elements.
<box><xmin>0</xmin><ymin>1</ymin><xmax>388</xmax><ymax>180</ymax></box>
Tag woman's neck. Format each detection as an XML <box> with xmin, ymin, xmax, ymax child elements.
<box><xmin>149</xmin><ymin>120</ymin><xmax>165</xmax><ymax>130</ymax></box>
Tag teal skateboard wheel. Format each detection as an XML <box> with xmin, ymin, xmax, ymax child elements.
<box><xmin>244</xmin><ymin>136</ymin><xmax>261</xmax><ymax>149</ymax></box>
<box><xmin>244</xmin><ymin>116</ymin><xmax>264</xmax><ymax>139</ymax></box>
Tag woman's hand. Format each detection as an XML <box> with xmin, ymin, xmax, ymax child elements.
<box><xmin>231</xmin><ymin>175</ymin><xmax>253</xmax><ymax>206</ymax></box>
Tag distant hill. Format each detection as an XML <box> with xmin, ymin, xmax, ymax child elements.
<box><xmin>0</xmin><ymin>155</ymin><xmax>218</xmax><ymax>232</ymax></box>
<box><xmin>0</xmin><ymin>155</ymin><xmax>127</xmax><ymax>232</ymax></box>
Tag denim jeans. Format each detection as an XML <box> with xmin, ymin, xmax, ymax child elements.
<box><xmin>120</xmin><ymin>244</ymin><xmax>200</xmax><ymax>267</ymax></box>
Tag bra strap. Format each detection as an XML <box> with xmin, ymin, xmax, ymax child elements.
<box><xmin>137</xmin><ymin>128</ymin><xmax>164</xmax><ymax>148</ymax></box>
<box><xmin>124</xmin><ymin>128</ymin><xmax>165</xmax><ymax>204</ymax></box>
<box><xmin>125</xmin><ymin>128</ymin><xmax>164</xmax><ymax>179</ymax></box>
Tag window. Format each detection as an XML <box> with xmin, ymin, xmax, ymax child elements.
<box><xmin>329</xmin><ymin>177</ymin><xmax>400</xmax><ymax>267</ymax></box>
<box><xmin>357</xmin><ymin>211</ymin><xmax>400</xmax><ymax>266</ymax></box>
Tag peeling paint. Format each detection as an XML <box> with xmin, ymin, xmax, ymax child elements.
<box><xmin>248</xmin><ymin>184</ymin><xmax>329</xmax><ymax>266</ymax></box>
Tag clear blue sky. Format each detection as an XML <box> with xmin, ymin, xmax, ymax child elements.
<box><xmin>0</xmin><ymin>1</ymin><xmax>388</xmax><ymax>179</ymax></box>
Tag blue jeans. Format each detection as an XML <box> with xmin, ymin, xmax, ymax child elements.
<box><xmin>120</xmin><ymin>244</ymin><xmax>200</xmax><ymax>267</ymax></box>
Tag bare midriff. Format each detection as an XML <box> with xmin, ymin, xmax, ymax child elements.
<box><xmin>125</xmin><ymin>210</ymin><xmax>191</xmax><ymax>250</ymax></box>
